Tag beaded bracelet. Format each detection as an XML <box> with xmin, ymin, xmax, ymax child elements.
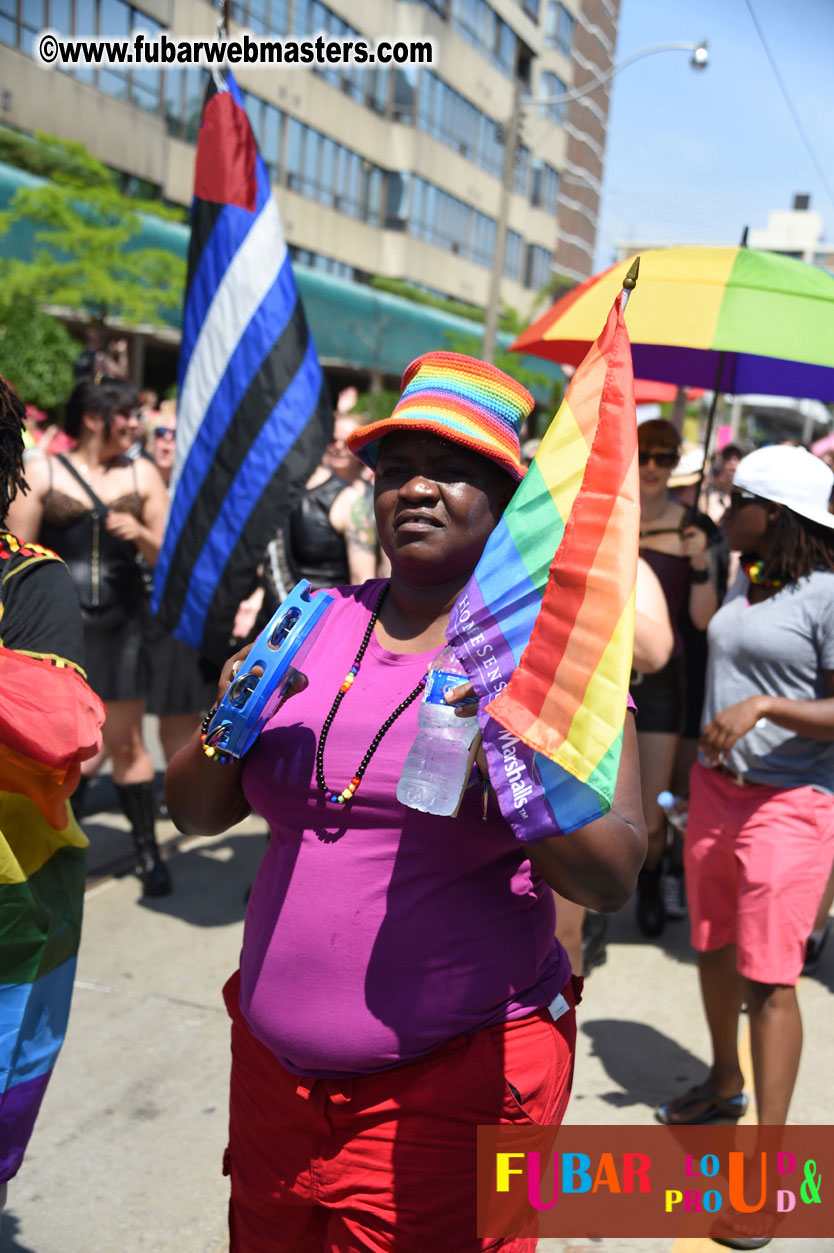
<box><xmin>199</xmin><ymin>706</ymin><xmax>234</xmax><ymax>765</ymax></box>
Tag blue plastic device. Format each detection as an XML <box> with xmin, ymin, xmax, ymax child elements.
<box><xmin>203</xmin><ymin>579</ymin><xmax>333</xmax><ymax>760</ymax></box>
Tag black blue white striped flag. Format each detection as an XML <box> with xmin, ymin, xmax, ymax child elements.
<box><xmin>152</xmin><ymin>71</ymin><xmax>332</xmax><ymax>665</ymax></box>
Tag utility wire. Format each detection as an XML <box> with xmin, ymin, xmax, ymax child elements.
<box><xmin>744</xmin><ymin>0</ymin><xmax>834</xmax><ymax>216</ymax></box>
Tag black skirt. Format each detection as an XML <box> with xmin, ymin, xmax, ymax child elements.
<box><xmin>146</xmin><ymin>619</ymin><xmax>217</xmax><ymax>718</ymax></box>
<box><xmin>629</xmin><ymin>654</ymin><xmax>686</xmax><ymax>735</ymax></box>
<box><xmin>81</xmin><ymin>601</ymin><xmax>150</xmax><ymax>703</ymax></box>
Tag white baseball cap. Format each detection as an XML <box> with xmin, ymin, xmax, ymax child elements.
<box><xmin>733</xmin><ymin>445</ymin><xmax>834</xmax><ymax>530</ymax></box>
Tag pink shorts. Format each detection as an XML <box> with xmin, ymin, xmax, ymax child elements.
<box><xmin>685</xmin><ymin>762</ymin><xmax>834</xmax><ymax>985</ymax></box>
<box><xmin>223</xmin><ymin>970</ymin><xmax>581</xmax><ymax>1253</ymax></box>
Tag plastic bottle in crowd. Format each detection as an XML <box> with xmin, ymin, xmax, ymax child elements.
<box><xmin>397</xmin><ymin>645</ymin><xmax>482</xmax><ymax>816</ymax></box>
<box><xmin>657</xmin><ymin>790</ymin><xmax>688</xmax><ymax>833</ymax></box>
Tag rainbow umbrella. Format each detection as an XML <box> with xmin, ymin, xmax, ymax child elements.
<box><xmin>512</xmin><ymin>246</ymin><xmax>834</xmax><ymax>402</ymax></box>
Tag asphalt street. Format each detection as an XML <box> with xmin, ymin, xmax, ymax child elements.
<box><xmin>3</xmin><ymin>731</ymin><xmax>832</xmax><ymax>1253</ymax></box>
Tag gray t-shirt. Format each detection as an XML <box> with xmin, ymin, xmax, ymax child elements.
<box><xmin>701</xmin><ymin>567</ymin><xmax>834</xmax><ymax>791</ymax></box>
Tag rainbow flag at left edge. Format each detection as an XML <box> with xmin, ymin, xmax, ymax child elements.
<box><xmin>448</xmin><ymin>291</ymin><xmax>638</xmax><ymax>841</ymax></box>
<box><xmin>0</xmin><ymin>649</ymin><xmax>104</xmax><ymax>1182</ymax></box>
<box><xmin>152</xmin><ymin>71</ymin><xmax>332</xmax><ymax>666</ymax></box>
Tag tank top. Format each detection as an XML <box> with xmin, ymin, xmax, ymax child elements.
<box><xmin>39</xmin><ymin>457</ymin><xmax>145</xmax><ymax>612</ymax></box>
<box><xmin>638</xmin><ymin>548</ymin><xmax>690</xmax><ymax>656</ymax></box>
<box><xmin>285</xmin><ymin>474</ymin><xmax>351</xmax><ymax>590</ymax></box>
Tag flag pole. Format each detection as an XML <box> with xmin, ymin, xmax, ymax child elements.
<box><xmin>691</xmin><ymin>227</ymin><xmax>748</xmax><ymax>510</ymax></box>
<box><xmin>621</xmin><ymin>256</ymin><xmax>640</xmax><ymax>311</ymax></box>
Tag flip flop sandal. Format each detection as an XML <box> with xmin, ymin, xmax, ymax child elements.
<box><xmin>655</xmin><ymin>1086</ymin><xmax>748</xmax><ymax>1125</ymax></box>
<box><xmin>711</xmin><ymin>1237</ymin><xmax>771</xmax><ymax>1250</ymax></box>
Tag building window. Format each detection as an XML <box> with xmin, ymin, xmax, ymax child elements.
<box><xmin>514</xmin><ymin>144</ymin><xmax>530</xmax><ymax>197</ymax></box>
<box><xmin>289</xmin><ymin>244</ymin><xmax>355</xmax><ymax>280</ymax></box>
<box><xmin>470</xmin><ymin>209</ymin><xmax>497</xmax><ymax>267</ymax></box>
<box><xmin>415</xmin><ymin>73</ymin><xmax>510</xmax><ymax>181</ymax></box>
<box><xmin>21</xmin><ymin>0</ymin><xmax>47</xmax><ymax>55</ymax></box>
<box><xmin>531</xmin><ymin>160</ymin><xmax>560</xmax><ymax>213</ymax></box>
<box><xmin>385</xmin><ymin>171</ymin><xmax>410</xmax><ymax>230</ymax></box>
<box><xmin>392</xmin><ymin>68</ymin><xmax>417</xmax><ymax>124</ymax></box>
<box><xmin>448</xmin><ymin>0</ymin><xmax>516</xmax><ymax>78</ymax></box>
<box><xmin>407</xmin><ymin>175</ymin><xmax>498</xmax><ymax>270</ymax></box>
<box><xmin>539</xmin><ymin>70</ymin><xmax>567</xmax><ymax>122</ymax></box>
<box><xmin>524</xmin><ymin>243</ymin><xmax>552</xmax><ymax>289</ymax></box>
<box><xmin>364</xmin><ymin>165</ymin><xmax>383</xmax><ymax>227</ymax></box>
<box><xmin>545</xmin><ymin>1</ymin><xmax>574</xmax><ymax>56</ymax></box>
<box><xmin>292</xmin><ymin>0</ymin><xmax>368</xmax><ymax>103</ymax></box>
<box><xmin>242</xmin><ymin>92</ymin><xmax>284</xmax><ymax>181</ymax></box>
<box><xmin>368</xmin><ymin>68</ymin><xmax>390</xmax><ymax>115</ymax></box>
<box><xmin>504</xmin><ymin>229</ymin><xmax>523</xmax><ymax>281</ymax></box>
<box><xmin>284</xmin><ymin>117</ymin><xmax>382</xmax><ymax>223</ymax></box>
<box><xmin>0</xmin><ymin>0</ymin><xmax>165</xmax><ymax>115</ymax></box>
<box><xmin>232</xmin><ymin>0</ymin><xmax>290</xmax><ymax>36</ymax></box>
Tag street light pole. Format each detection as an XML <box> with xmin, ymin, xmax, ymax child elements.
<box><xmin>481</xmin><ymin>39</ymin><xmax>708</xmax><ymax>364</ymax></box>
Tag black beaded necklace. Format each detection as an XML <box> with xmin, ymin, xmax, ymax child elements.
<box><xmin>316</xmin><ymin>582</ymin><xmax>426</xmax><ymax>804</ymax></box>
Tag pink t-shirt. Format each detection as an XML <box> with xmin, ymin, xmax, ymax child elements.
<box><xmin>240</xmin><ymin>580</ymin><xmax>570</xmax><ymax>1078</ymax></box>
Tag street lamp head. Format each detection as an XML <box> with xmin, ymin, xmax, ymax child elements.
<box><xmin>690</xmin><ymin>39</ymin><xmax>708</xmax><ymax>71</ymax></box>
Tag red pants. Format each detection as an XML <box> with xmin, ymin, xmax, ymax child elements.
<box><xmin>223</xmin><ymin>971</ymin><xmax>581</xmax><ymax>1252</ymax></box>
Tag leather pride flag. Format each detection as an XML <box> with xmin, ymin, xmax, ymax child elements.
<box><xmin>152</xmin><ymin>72</ymin><xmax>332</xmax><ymax>665</ymax></box>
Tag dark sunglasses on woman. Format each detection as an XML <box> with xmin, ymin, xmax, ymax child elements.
<box><xmin>638</xmin><ymin>450</ymin><xmax>678</xmax><ymax>468</ymax></box>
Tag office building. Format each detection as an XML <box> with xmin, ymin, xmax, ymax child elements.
<box><xmin>1</xmin><ymin>0</ymin><xmax>619</xmax><ymax>312</ymax></box>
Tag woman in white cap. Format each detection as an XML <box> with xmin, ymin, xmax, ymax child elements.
<box><xmin>657</xmin><ymin>449</ymin><xmax>834</xmax><ymax>1189</ymax></box>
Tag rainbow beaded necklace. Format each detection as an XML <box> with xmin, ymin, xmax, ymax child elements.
<box><xmin>315</xmin><ymin>582</ymin><xmax>426</xmax><ymax>804</ymax></box>
<box><xmin>743</xmin><ymin>558</ymin><xmax>783</xmax><ymax>590</ymax></box>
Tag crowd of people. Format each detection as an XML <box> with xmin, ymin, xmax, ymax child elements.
<box><xmin>2</xmin><ymin>344</ymin><xmax>834</xmax><ymax>1250</ymax></box>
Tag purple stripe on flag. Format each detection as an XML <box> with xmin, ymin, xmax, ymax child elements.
<box><xmin>0</xmin><ymin>1068</ymin><xmax>52</xmax><ymax>1183</ymax></box>
<box><xmin>449</xmin><ymin>580</ymin><xmax>556</xmax><ymax>840</ymax></box>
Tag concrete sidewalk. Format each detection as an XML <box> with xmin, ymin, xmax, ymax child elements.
<box><xmin>2</xmin><ymin>806</ymin><xmax>832</xmax><ymax>1253</ymax></box>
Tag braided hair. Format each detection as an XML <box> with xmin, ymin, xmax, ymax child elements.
<box><xmin>0</xmin><ymin>375</ymin><xmax>29</xmax><ymax>525</ymax></box>
<box><xmin>759</xmin><ymin>503</ymin><xmax>834</xmax><ymax>585</ymax></box>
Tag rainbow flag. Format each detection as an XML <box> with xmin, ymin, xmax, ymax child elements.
<box><xmin>447</xmin><ymin>291</ymin><xmax>638</xmax><ymax>841</ymax></box>
<box><xmin>0</xmin><ymin>649</ymin><xmax>104</xmax><ymax>1182</ymax></box>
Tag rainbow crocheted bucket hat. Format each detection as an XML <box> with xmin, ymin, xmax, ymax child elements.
<box><xmin>346</xmin><ymin>351</ymin><xmax>534</xmax><ymax>481</ymax></box>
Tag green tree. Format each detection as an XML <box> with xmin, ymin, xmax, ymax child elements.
<box><xmin>0</xmin><ymin>131</ymin><xmax>185</xmax><ymax>328</ymax></box>
<box><xmin>0</xmin><ymin>304</ymin><xmax>78</xmax><ymax>410</ymax></box>
<box><xmin>0</xmin><ymin>127</ymin><xmax>116</xmax><ymax>187</ymax></box>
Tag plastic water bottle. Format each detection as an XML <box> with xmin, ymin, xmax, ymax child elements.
<box><xmin>657</xmin><ymin>790</ymin><xmax>688</xmax><ymax>833</ymax></box>
<box><xmin>397</xmin><ymin>645</ymin><xmax>482</xmax><ymax>816</ymax></box>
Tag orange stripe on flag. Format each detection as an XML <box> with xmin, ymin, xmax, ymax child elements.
<box><xmin>517</xmin><ymin>484</ymin><xmax>638</xmax><ymax>758</ymax></box>
<box><xmin>488</xmin><ymin>292</ymin><xmax>639</xmax><ymax>785</ymax></box>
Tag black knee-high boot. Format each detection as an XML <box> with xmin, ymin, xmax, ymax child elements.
<box><xmin>70</xmin><ymin>775</ymin><xmax>89</xmax><ymax>822</ymax></box>
<box><xmin>115</xmin><ymin>781</ymin><xmax>172</xmax><ymax>897</ymax></box>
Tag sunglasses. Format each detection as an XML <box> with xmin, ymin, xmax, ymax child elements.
<box><xmin>729</xmin><ymin>487</ymin><xmax>761</xmax><ymax>508</ymax></box>
<box><xmin>154</xmin><ymin>427</ymin><xmax>176</xmax><ymax>440</ymax></box>
<box><xmin>638</xmin><ymin>450</ymin><xmax>678</xmax><ymax>469</ymax></box>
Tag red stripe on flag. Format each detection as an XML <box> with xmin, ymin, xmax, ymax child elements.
<box><xmin>194</xmin><ymin>90</ymin><xmax>257</xmax><ymax>212</ymax></box>
<box><xmin>516</xmin><ymin>487</ymin><xmax>636</xmax><ymax>751</ymax></box>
